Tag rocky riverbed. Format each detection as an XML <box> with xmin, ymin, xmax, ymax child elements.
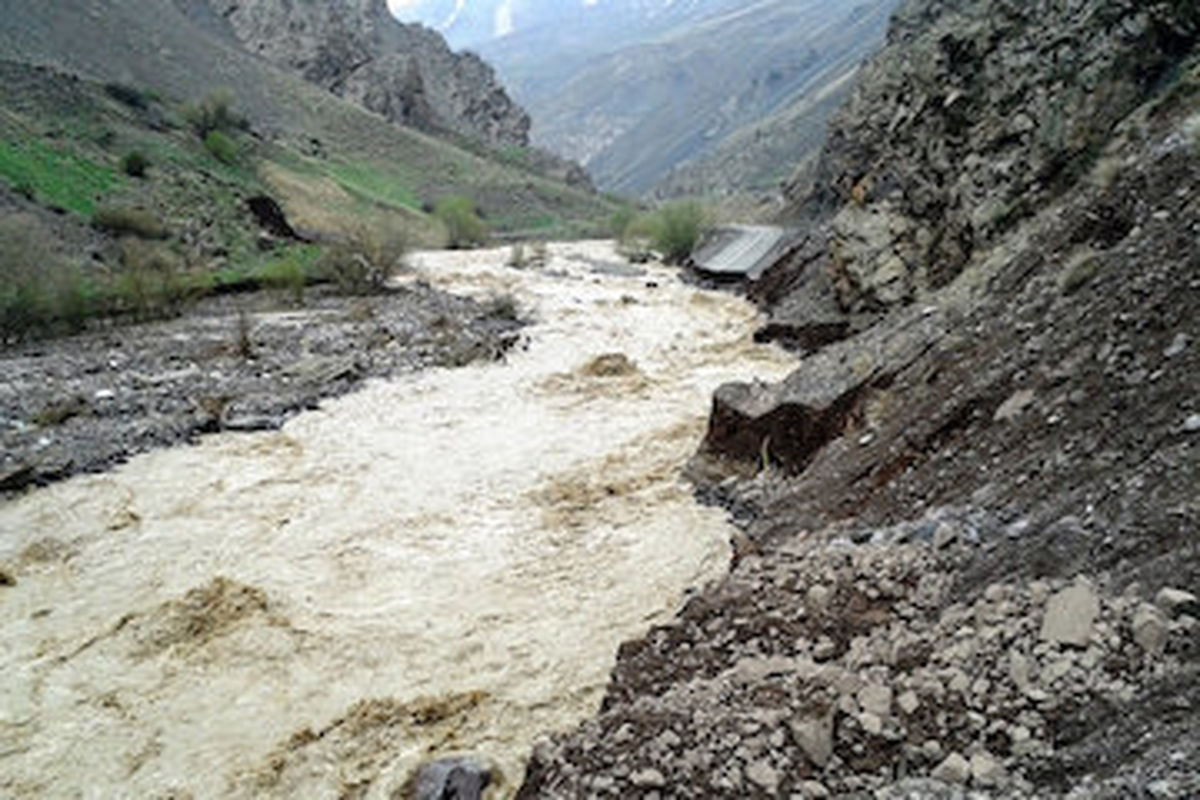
<box><xmin>0</xmin><ymin>283</ymin><xmax>522</xmax><ymax>494</ymax></box>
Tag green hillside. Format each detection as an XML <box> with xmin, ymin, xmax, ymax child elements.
<box><xmin>0</xmin><ymin>0</ymin><xmax>613</xmax><ymax>241</ymax></box>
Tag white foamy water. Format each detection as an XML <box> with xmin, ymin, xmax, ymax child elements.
<box><xmin>0</xmin><ymin>241</ymin><xmax>794</xmax><ymax>798</ymax></box>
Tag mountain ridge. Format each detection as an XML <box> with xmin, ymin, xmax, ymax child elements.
<box><xmin>472</xmin><ymin>0</ymin><xmax>901</xmax><ymax>196</ymax></box>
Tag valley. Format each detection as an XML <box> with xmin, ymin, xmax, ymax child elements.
<box><xmin>1</xmin><ymin>0</ymin><xmax>1198</xmax><ymax>798</ymax></box>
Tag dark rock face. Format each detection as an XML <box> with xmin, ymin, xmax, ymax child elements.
<box><xmin>246</xmin><ymin>195</ymin><xmax>301</xmax><ymax>240</ymax></box>
<box><xmin>702</xmin><ymin>309</ymin><xmax>942</xmax><ymax>474</ymax></box>
<box><xmin>208</xmin><ymin>0</ymin><xmax>531</xmax><ymax>149</ymax></box>
<box><xmin>777</xmin><ymin>0</ymin><xmax>1200</xmax><ymax>311</ymax></box>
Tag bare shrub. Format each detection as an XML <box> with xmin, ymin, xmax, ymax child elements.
<box><xmin>318</xmin><ymin>225</ymin><xmax>410</xmax><ymax>295</ymax></box>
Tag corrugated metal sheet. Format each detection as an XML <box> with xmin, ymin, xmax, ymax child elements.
<box><xmin>692</xmin><ymin>225</ymin><xmax>790</xmax><ymax>281</ymax></box>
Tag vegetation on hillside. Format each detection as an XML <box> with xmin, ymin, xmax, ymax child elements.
<box><xmin>0</xmin><ymin>63</ymin><xmax>613</xmax><ymax>344</ymax></box>
<box><xmin>614</xmin><ymin>201</ymin><xmax>711</xmax><ymax>265</ymax></box>
<box><xmin>434</xmin><ymin>195</ymin><xmax>489</xmax><ymax>249</ymax></box>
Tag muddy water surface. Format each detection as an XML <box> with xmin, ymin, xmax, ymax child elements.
<box><xmin>0</xmin><ymin>242</ymin><xmax>794</xmax><ymax>798</ymax></box>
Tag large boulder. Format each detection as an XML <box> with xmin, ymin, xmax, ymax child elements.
<box><xmin>701</xmin><ymin>309</ymin><xmax>943</xmax><ymax>474</ymax></box>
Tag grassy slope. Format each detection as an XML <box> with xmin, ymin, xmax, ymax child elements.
<box><xmin>0</xmin><ymin>0</ymin><xmax>614</xmax><ymax>240</ymax></box>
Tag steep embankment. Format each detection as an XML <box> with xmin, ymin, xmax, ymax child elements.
<box><xmin>520</xmin><ymin>1</ymin><xmax>1200</xmax><ymax>796</ymax></box>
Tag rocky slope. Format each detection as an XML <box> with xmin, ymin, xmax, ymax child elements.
<box><xmin>519</xmin><ymin>0</ymin><xmax>1200</xmax><ymax>796</ymax></box>
<box><xmin>206</xmin><ymin>0</ymin><xmax>530</xmax><ymax>149</ymax></box>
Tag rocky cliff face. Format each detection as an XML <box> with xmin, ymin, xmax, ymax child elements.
<box><xmin>207</xmin><ymin>0</ymin><xmax>532</xmax><ymax>149</ymax></box>
<box><xmin>519</xmin><ymin>0</ymin><xmax>1200</xmax><ymax>796</ymax></box>
<box><xmin>778</xmin><ymin>0</ymin><xmax>1199</xmax><ymax>311</ymax></box>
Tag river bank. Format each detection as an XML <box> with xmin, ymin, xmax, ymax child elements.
<box><xmin>0</xmin><ymin>283</ymin><xmax>524</xmax><ymax>495</ymax></box>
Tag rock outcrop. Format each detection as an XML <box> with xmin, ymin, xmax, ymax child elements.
<box><xmin>207</xmin><ymin>0</ymin><xmax>531</xmax><ymax>149</ymax></box>
<box><xmin>518</xmin><ymin>0</ymin><xmax>1200</xmax><ymax>796</ymax></box>
<box><xmin>771</xmin><ymin>0</ymin><xmax>1200</xmax><ymax>314</ymax></box>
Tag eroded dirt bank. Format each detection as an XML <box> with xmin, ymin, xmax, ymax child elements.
<box><xmin>0</xmin><ymin>241</ymin><xmax>796</xmax><ymax>797</ymax></box>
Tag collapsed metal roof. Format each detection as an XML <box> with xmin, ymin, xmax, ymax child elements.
<box><xmin>691</xmin><ymin>225</ymin><xmax>792</xmax><ymax>281</ymax></box>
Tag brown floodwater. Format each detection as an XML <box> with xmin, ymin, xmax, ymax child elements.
<box><xmin>0</xmin><ymin>241</ymin><xmax>794</xmax><ymax>798</ymax></box>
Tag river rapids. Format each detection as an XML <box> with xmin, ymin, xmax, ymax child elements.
<box><xmin>0</xmin><ymin>241</ymin><xmax>794</xmax><ymax>797</ymax></box>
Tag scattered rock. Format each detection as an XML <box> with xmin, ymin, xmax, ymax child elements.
<box><xmin>858</xmin><ymin>683</ymin><xmax>893</xmax><ymax>717</ymax></box>
<box><xmin>1009</xmin><ymin>651</ymin><xmax>1033</xmax><ymax>692</ymax></box>
<box><xmin>970</xmin><ymin>750</ymin><xmax>1002</xmax><ymax>787</ymax></box>
<box><xmin>0</xmin><ymin>564</ymin><xmax>15</xmax><ymax>587</ymax></box>
<box><xmin>860</xmin><ymin>711</ymin><xmax>884</xmax><ymax>735</ymax></box>
<box><xmin>799</xmin><ymin>779</ymin><xmax>830</xmax><ymax>798</ymax></box>
<box><xmin>412</xmin><ymin>756</ymin><xmax>493</xmax><ymax>800</ymax></box>
<box><xmin>1155</xmin><ymin>587</ymin><xmax>1200</xmax><ymax>617</ymax></box>
<box><xmin>1183</xmin><ymin>414</ymin><xmax>1200</xmax><ymax>433</ymax></box>
<box><xmin>994</xmin><ymin>389</ymin><xmax>1036</xmax><ymax>423</ymax></box>
<box><xmin>745</xmin><ymin>760</ymin><xmax>780</xmax><ymax>792</ymax></box>
<box><xmin>1132</xmin><ymin>603</ymin><xmax>1170</xmax><ymax>657</ymax></box>
<box><xmin>1163</xmin><ymin>333</ymin><xmax>1190</xmax><ymax>358</ymax></box>
<box><xmin>932</xmin><ymin>521</ymin><xmax>960</xmax><ymax>549</ymax></box>
<box><xmin>807</xmin><ymin>583</ymin><xmax>832</xmax><ymax>611</ymax></box>
<box><xmin>789</xmin><ymin>712</ymin><xmax>834</xmax><ymax>768</ymax></box>
<box><xmin>931</xmin><ymin>752</ymin><xmax>971</xmax><ymax>784</ymax></box>
<box><xmin>1040</xmin><ymin>580</ymin><xmax>1100</xmax><ymax>648</ymax></box>
<box><xmin>630</xmin><ymin>768</ymin><xmax>666</xmax><ymax>788</ymax></box>
<box><xmin>897</xmin><ymin>690</ymin><xmax>920</xmax><ymax>715</ymax></box>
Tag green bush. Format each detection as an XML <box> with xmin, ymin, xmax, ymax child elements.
<box><xmin>610</xmin><ymin>205</ymin><xmax>637</xmax><ymax>240</ymax></box>
<box><xmin>0</xmin><ymin>214</ymin><xmax>94</xmax><ymax>340</ymax></box>
<box><xmin>259</xmin><ymin>248</ymin><xmax>318</xmax><ymax>304</ymax></box>
<box><xmin>121</xmin><ymin>151</ymin><xmax>150</xmax><ymax>178</ymax></box>
<box><xmin>617</xmin><ymin>211</ymin><xmax>660</xmax><ymax>263</ymax></box>
<box><xmin>111</xmin><ymin>239</ymin><xmax>193</xmax><ymax>320</ymax></box>
<box><xmin>650</xmin><ymin>201</ymin><xmax>709</xmax><ymax>265</ymax></box>
<box><xmin>104</xmin><ymin>82</ymin><xmax>150</xmax><ymax>110</ymax></box>
<box><xmin>92</xmin><ymin>206</ymin><xmax>168</xmax><ymax>240</ymax></box>
<box><xmin>184</xmin><ymin>90</ymin><xmax>244</xmax><ymax>139</ymax></box>
<box><xmin>434</xmin><ymin>196</ymin><xmax>488</xmax><ymax>249</ymax></box>
<box><xmin>203</xmin><ymin>131</ymin><xmax>238</xmax><ymax>165</ymax></box>
<box><xmin>318</xmin><ymin>225</ymin><xmax>409</xmax><ymax>295</ymax></box>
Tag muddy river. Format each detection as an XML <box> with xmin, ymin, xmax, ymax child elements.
<box><xmin>0</xmin><ymin>241</ymin><xmax>794</xmax><ymax>797</ymax></box>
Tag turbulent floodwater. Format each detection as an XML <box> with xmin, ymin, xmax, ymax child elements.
<box><xmin>0</xmin><ymin>242</ymin><xmax>794</xmax><ymax>798</ymax></box>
